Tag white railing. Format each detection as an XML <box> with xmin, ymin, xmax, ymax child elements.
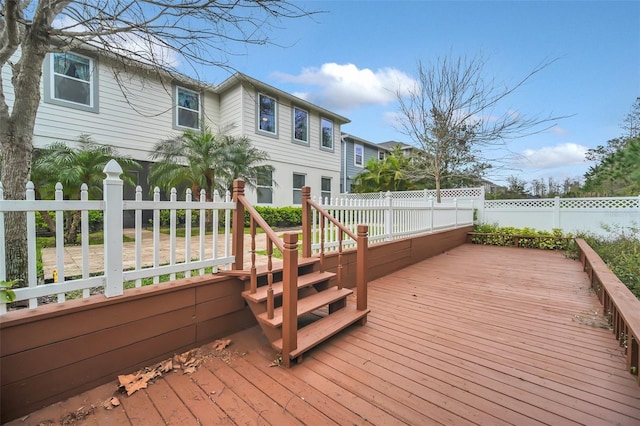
<box><xmin>311</xmin><ymin>193</ymin><xmax>474</xmax><ymax>253</ymax></box>
<box><xmin>482</xmin><ymin>196</ymin><xmax>640</xmax><ymax>236</ymax></box>
<box><xmin>0</xmin><ymin>160</ymin><xmax>235</xmax><ymax>314</ymax></box>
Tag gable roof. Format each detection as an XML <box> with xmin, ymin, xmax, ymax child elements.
<box><xmin>377</xmin><ymin>140</ymin><xmax>415</xmax><ymax>150</ymax></box>
<box><xmin>215</xmin><ymin>72</ymin><xmax>350</xmax><ymax>125</ymax></box>
<box><xmin>341</xmin><ymin>132</ymin><xmax>387</xmax><ymax>150</ymax></box>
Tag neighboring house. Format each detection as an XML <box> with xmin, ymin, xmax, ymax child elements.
<box><xmin>340</xmin><ymin>133</ymin><xmax>389</xmax><ymax>193</ymax></box>
<box><xmin>1</xmin><ymin>48</ymin><xmax>349</xmax><ymax>207</ymax></box>
<box><xmin>377</xmin><ymin>140</ymin><xmax>417</xmax><ymax>155</ymax></box>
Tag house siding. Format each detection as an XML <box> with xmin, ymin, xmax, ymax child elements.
<box><xmin>3</xmin><ymin>51</ymin><xmax>347</xmax><ymax>207</ymax></box>
<box><xmin>341</xmin><ymin>135</ymin><xmax>384</xmax><ymax>193</ymax></box>
<box><xmin>218</xmin><ymin>84</ymin><xmax>342</xmax><ymax>206</ymax></box>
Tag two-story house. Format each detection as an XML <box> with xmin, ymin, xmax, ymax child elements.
<box><xmin>2</xmin><ymin>48</ymin><xmax>349</xmax><ymax>207</ymax></box>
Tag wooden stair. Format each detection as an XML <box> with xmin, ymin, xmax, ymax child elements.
<box><xmin>240</xmin><ymin>257</ymin><xmax>369</xmax><ymax>364</ymax></box>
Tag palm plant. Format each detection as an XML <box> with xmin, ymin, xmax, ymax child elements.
<box><xmin>149</xmin><ymin>129</ymin><xmax>272</xmax><ymax>199</ymax></box>
<box><xmin>217</xmin><ymin>135</ymin><xmax>274</xmax><ymax>192</ymax></box>
<box><xmin>32</xmin><ymin>135</ymin><xmax>140</xmax><ymax>243</ymax></box>
<box><xmin>351</xmin><ymin>146</ymin><xmax>416</xmax><ymax>193</ymax></box>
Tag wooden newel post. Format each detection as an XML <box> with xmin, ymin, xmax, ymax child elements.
<box><xmin>301</xmin><ymin>186</ymin><xmax>312</xmax><ymax>258</ymax></box>
<box><xmin>356</xmin><ymin>224</ymin><xmax>368</xmax><ymax>311</ymax></box>
<box><xmin>231</xmin><ymin>179</ymin><xmax>245</xmax><ymax>270</ymax></box>
<box><xmin>282</xmin><ymin>232</ymin><xmax>299</xmax><ymax>367</ymax></box>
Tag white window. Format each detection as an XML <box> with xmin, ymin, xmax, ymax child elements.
<box><xmin>176</xmin><ymin>86</ymin><xmax>200</xmax><ymax>129</ymax></box>
<box><xmin>258</xmin><ymin>93</ymin><xmax>277</xmax><ymax>134</ymax></box>
<box><xmin>293</xmin><ymin>107</ymin><xmax>309</xmax><ymax>143</ymax></box>
<box><xmin>320</xmin><ymin>117</ymin><xmax>334</xmax><ymax>150</ymax></box>
<box><xmin>293</xmin><ymin>173</ymin><xmax>306</xmax><ymax>204</ymax></box>
<box><xmin>378</xmin><ymin>150</ymin><xmax>386</xmax><ymax>160</ymax></box>
<box><xmin>45</xmin><ymin>52</ymin><xmax>98</xmax><ymax>112</ymax></box>
<box><xmin>321</xmin><ymin>177</ymin><xmax>331</xmax><ymax>201</ymax></box>
<box><xmin>354</xmin><ymin>144</ymin><xmax>364</xmax><ymax>166</ymax></box>
<box><xmin>257</xmin><ymin>170</ymin><xmax>273</xmax><ymax>204</ymax></box>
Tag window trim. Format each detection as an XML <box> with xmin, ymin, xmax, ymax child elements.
<box><xmin>321</xmin><ymin>176</ymin><xmax>332</xmax><ymax>202</ymax></box>
<box><xmin>257</xmin><ymin>92</ymin><xmax>278</xmax><ymax>137</ymax></box>
<box><xmin>292</xmin><ymin>106</ymin><xmax>309</xmax><ymax>145</ymax></box>
<box><xmin>174</xmin><ymin>85</ymin><xmax>202</xmax><ymax>130</ymax></box>
<box><xmin>43</xmin><ymin>51</ymin><xmax>99</xmax><ymax>113</ymax></box>
<box><xmin>354</xmin><ymin>143</ymin><xmax>364</xmax><ymax>167</ymax></box>
<box><xmin>256</xmin><ymin>169</ymin><xmax>274</xmax><ymax>205</ymax></box>
<box><xmin>292</xmin><ymin>172</ymin><xmax>306</xmax><ymax>205</ymax></box>
<box><xmin>320</xmin><ymin>117</ymin><xmax>334</xmax><ymax>151</ymax></box>
<box><xmin>378</xmin><ymin>150</ymin><xmax>386</xmax><ymax>161</ymax></box>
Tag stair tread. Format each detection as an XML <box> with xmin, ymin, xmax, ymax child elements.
<box><xmin>257</xmin><ymin>287</ymin><xmax>353</xmax><ymax>328</ymax></box>
<box><xmin>272</xmin><ymin>303</ymin><xmax>369</xmax><ymax>358</ymax></box>
<box><xmin>242</xmin><ymin>271</ymin><xmax>336</xmax><ymax>303</ymax></box>
<box><xmin>219</xmin><ymin>257</ymin><xmax>318</xmax><ymax>280</ymax></box>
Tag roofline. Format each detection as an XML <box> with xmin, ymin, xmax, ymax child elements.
<box><xmin>215</xmin><ymin>73</ymin><xmax>351</xmax><ymax>124</ymax></box>
<box><xmin>341</xmin><ymin>132</ymin><xmax>389</xmax><ymax>150</ymax></box>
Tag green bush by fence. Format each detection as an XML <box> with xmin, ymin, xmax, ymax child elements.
<box><xmin>244</xmin><ymin>206</ymin><xmax>302</xmax><ymax>229</ymax></box>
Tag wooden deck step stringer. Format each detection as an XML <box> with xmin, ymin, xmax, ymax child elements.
<box><xmin>239</xmin><ymin>257</ymin><xmax>369</xmax><ymax>364</ymax></box>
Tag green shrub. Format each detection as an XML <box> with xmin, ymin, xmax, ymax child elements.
<box><xmin>244</xmin><ymin>206</ymin><xmax>302</xmax><ymax>228</ymax></box>
<box><xmin>578</xmin><ymin>226</ymin><xmax>640</xmax><ymax>299</ymax></box>
<box><xmin>472</xmin><ymin>224</ymin><xmax>573</xmax><ymax>250</ymax></box>
<box><xmin>156</xmin><ymin>209</ymin><xmax>201</xmax><ymax>226</ymax></box>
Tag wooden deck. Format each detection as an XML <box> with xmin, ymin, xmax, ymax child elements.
<box><xmin>9</xmin><ymin>244</ymin><xmax>640</xmax><ymax>425</ymax></box>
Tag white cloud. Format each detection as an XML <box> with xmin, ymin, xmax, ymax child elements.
<box><xmin>549</xmin><ymin>125</ymin><xmax>569</xmax><ymax>136</ymax></box>
<box><xmin>516</xmin><ymin>143</ymin><xmax>588</xmax><ymax>169</ymax></box>
<box><xmin>273</xmin><ymin>63</ymin><xmax>416</xmax><ymax>110</ymax></box>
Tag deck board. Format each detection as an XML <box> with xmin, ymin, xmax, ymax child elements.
<box><xmin>8</xmin><ymin>244</ymin><xmax>640</xmax><ymax>425</ymax></box>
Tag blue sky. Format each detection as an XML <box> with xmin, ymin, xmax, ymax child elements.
<box><xmin>199</xmin><ymin>0</ymin><xmax>639</xmax><ymax>186</ymax></box>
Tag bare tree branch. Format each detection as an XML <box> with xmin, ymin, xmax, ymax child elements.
<box><xmin>396</xmin><ymin>53</ymin><xmax>566</xmax><ymax>201</ymax></box>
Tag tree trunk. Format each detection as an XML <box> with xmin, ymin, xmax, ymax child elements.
<box><xmin>0</xmin><ymin>29</ymin><xmax>49</xmax><ymax>282</ymax></box>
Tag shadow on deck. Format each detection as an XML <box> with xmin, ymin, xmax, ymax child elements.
<box><xmin>9</xmin><ymin>244</ymin><xmax>640</xmax><ymax>425</ymax></box>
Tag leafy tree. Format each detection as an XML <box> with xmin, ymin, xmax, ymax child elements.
<box><xmin>583</xmin><ymin>137</ymin><xmax>640</xmax><ymax>196</ymax></box>
<box><xmin>504</xmin><ymin>175</ymin><xmax>529</xmax><ymax>199</ymax></box>
<box><xmin>31</xmin><ymin>135</ymin><xmax>140</xmax><ymax>244</ymax></box>
<box><xmin>583</xmin><ymin>99</ymin><xmax>640</xmax><ymax>196</ymax></box>
<box><xmin>351</xmin><ymin>146</ymin><xmax>417</xmax><ymax>193</ymax></box>
<box><xmin>396</xmin><ymin>54</ymin><xmax>561</xmax><ymax>202</ymax></box>
<box><xmin>149</xmin><ymin>129</ymin><xmax>273</xmax><ymax>199</ymax></box>
<box><xmin>0</xmin><ymin>0</ymin><xmax>312</xmax><ymax>279</ymax></box>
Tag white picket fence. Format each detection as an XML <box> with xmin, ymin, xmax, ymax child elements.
<box><xmin>311</xmin><ymin>193</ymin><xmax>475</xmax><ymax>253</ymax></box>
<box><xmin>0</xmin><ymin>160</ymin><xmax>235</xmax><ymax>314</ymax></box>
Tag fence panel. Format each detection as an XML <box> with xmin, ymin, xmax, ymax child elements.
<box><xmin>311</xmin><ymin>193</ymin><xmax>473</xmax><ymax>254</ymax></box>
<box><xmin>482</xmin><ymin>196</ymin><xmax>640</xmax><ymax>236</ymax></box>
<box><xmin>0</xmin><ymin>161</ymin><xmax>235</xmax><ymax>314</ymax></box>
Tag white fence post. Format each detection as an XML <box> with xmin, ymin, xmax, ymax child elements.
<box><xmin>25</xmin><ymin>183</ymin><xmax>37</xmax><ymax>308</ymax></box>
<box><xmin>477</xmin><ymin>186</ymin><xmax>486</xmax><ymax>223</ymax></box>
<box><xmin>385</xmin><ymin>191</ymin><xmax>393</xmax><ymax>241</ymax></box>
<box><xmin>103</xmin><ymin>160</ymin><xmax>124</xmax><ymax>297</ymax></box>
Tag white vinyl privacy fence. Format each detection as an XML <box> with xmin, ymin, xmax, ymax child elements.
<box><xmin>341</xmin><ymin>188</ymin><xmax>640</xmax><ymax>237</ymax></box>
<box><xmin>311</xmin><ymin>193</ymin><xmax>474</xmax><ymax>253</ymax></box>
<box><xmin>0</xmin><ymin>160</ymin><xmax>235</xmax><ymax>314</ymax></box>
<box><xmin>482</xmin><ymin>196</ymin><xmax>640</xmax><ymax>236</ymax></box>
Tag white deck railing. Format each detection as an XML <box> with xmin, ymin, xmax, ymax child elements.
<box><xmin>0</xmin><ymin>160</ymin><xmax>235</xmax><ymax>314</ymax></box>
<box><xmin>311</xmin><ymin>193</ymin><xmax>474</xmax><ymax>253</ymax></box>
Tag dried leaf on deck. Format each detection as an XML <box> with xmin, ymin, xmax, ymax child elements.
<box><xmin>213</xmin><ymin>339</ymin><xmax>231</xmax><ymax>351</ymax></box>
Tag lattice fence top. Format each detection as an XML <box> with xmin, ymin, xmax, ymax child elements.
<box><xmin>485</xmin><ymin>196</ymin><xmax>640</xmax><ymax>210</ymax></box>
<box><xmin>485</xmin><ymin>199</ymin><xmax>556</xmax><ymax>209</ymax></box>
<box><xmin>340</xmin><ymin>187</ymin><xmax>484</xmax><ymax>201</ymax></box>
<box><xmin>560</xmin><ymin>197</ymin><xmax>640</xmax><ymax>209</ymax></box>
